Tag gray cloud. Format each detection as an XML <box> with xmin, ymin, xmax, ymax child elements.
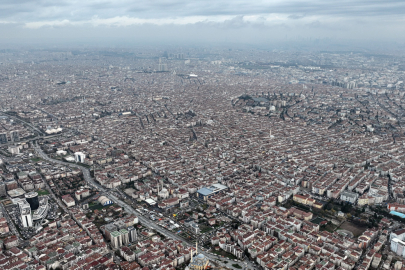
<box><xmin>288</xmin><ymin>14</ymin><xmax>305</xmax><ymax>20</ymax></box>
<box><xmin>0</xmin><ymin>0</ymin><xmax>404</xmax><ymax>47</ymax></box>
<box><xmin>0</xmin><ymin>0</ymin><xmax>404</xmax><ymax>21</ymax></box>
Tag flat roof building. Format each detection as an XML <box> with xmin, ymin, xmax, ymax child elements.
<box><xmin>7</xmin><ymin>188</ymin><xmax>26</xmax><ymax>198</ymax></box>
<box><xmin>197</xmin><ymin>183</ymin><xmax>228</xmax><ymax>201</ymax></box>
<box><xmin>145</xmin><ymin>198</ymin><xmax>156</xmax><ymax>206</ymax></box>
<box><xmin>340</xmin><ymin>190</ymin><xmax>359</xmax><ymax>204</ymax></box>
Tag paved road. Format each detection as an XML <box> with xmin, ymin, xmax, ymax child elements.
<box><xmin>34</xmin><ymin>144</ymin><xmax>253</xmax><ymax>270</ymax></box>
<box><xmin>34</xmin><ymin>144</ymin><xmax>102</xmax><ymax>190</ymax></box>
<box><xmin>0</xmin><ymin>133</ymin><xmax>61</xmax><ymax>147</ymax></box>
<box><xmin>108</xmin><ymin>193</ymin><xmax>251</xmax><ymax>270</ymax></box>
<box><xmin>0</xmin><ymin>111</ymin><xmax>44</xmax><ymax>136</ymax></box>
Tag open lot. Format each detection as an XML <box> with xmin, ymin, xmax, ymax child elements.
<box><xmin>30</xmin><ymin>157</ymin><xmax>42</xmax><ymax>163</ymax></box>
<box><xmin>338</xmin><ymin>221</ymin><xmax>367</xmax><ymax>237</ymax></box>
<box><xmin>89</xmin><ymin>202</ymin><xmax>113</xmax><ymax>210</ymax></box>
<box><xmin>37</xmin><ymin>189</ymin><xmax>50</xmax><ymax>196</ymax></box>
<box><xmin>321</xmin><ymin>223</ymin><xmax>337</xmax><ymax>233</ymax></box>
<box><xmin>200</xmin><ymin>224</ymin><xmax>213</xmax><ymax>233</ymax></box>
<box><xmin>311</xmin><ymin>217</ymin><xmax>325</xmax><ymax>224</ymax></box>
<box><xmin>211</xmin><ymin>248</ymin><xmax>237</xmax><ymax>260</ymax></box>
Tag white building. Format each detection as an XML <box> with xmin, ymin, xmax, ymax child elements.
<box><xmin>8</xmin><ymin>145</ymin><xmax>20</xmax><ymax>155</ymax></box>
<box><xmin>74</xmin><ymin>152</ymin><xmax>85</xmax><ymax>163</ymax></box>
<box><xmin>340</xmin><ymin>191</ymin><xmax>359</xmax><ymax>204</ymax></box>
<box><xmin>390</xmin><ymin>228</ymin><xmax>405</xmax><ymax>241</ymax></box>
<box><xmin>75</xmin><ymin>188</ymin><xmax>90</xmax><ymax>200</ymax></box>
<box><xmin>391</xmin><ymin>238</ymin><xmax>405</xmax><ymax>257</ymax></box>
<box><xmin>18</xmin><ymin>199</ymin><xmax>33</xmax><ymax>227</ymax></box>
<box><xmin>111</xmin><ymin>231</ymin><xmax>122</xmax><ymax>249</ymax></box>
<box><xmin>390</xmin><ymin>229</ymin><xmax>405</xmax><ymax>258</ymax></box>
<box><xmin>56</xmin><ymin>150</ymin><xmax>67</xmax><ymax>156</ymax></box>
<box><xmin>158</xmin><ymin>188</ymin><xmax>169</xmax><ymax>199</ymax></box>
<box><xmin>98</xmin><ymin>196</ymin><xmax>113</xmax><ymax>206</ymax></box>
<box><xmin>61</xmin><ymin>195</ymin><xmax>76</xmax><ymax>207</ymax></box>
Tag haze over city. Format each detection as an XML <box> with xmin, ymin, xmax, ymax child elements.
<box><xmin>0</xmin><ymin>0</ymin><xmax>405</xmax><ymax>49</ymax></box>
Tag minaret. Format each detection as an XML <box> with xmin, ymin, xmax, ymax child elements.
<box><xmin>190</xmin><ymin>248</ymin><xmax>193</xmax><ymax>262</ymax></box>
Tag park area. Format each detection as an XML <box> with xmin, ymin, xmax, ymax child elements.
<box><xmin>338</xmin><ymin>221</ymin><xmax>367</xmax><ymax>238</ymax></box>
<box><xmin>37</xmin><ymin>189</ymin><xmax>50</xmax><ymax>196</ymax></box>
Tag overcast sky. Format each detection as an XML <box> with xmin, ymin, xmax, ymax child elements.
<box><xmin>1</xmin><ymin>0</ymin><xmax>404</xmax><ymax>48</ymax></box>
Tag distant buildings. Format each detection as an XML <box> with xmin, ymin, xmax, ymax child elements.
<box><xmin>10</xmin><ymin>130</ymin><xmax>19</xmax><ymax>142</ymax></box>
<box><xmin>0</xmin><ymin>181</ymin><xmax>6</xmax><ymax>196</ymax></box>
<box><xmin>0</xmin><ymin>133</ymin><xmax>7</xmax><ymax>144</ymax></box>
<box><xmin>1</xmin><ymin>48</ymin><xmax>405</xmax><ymax>270</ymax></box>
<box><xmin>0</xmin><ymin>131</ymin><xmax>19</xmax><ymax>143</ymax></box>
<box><xmin>158</xmin><ymin>58</ymin><xmax>168</xmax><ymax>72</ymax></box>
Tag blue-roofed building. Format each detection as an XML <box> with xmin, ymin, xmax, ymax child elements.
<box><xmin>390</xmin><ymin>211</ymin><xmax>405</xmax><ymax>218</ymax></box>
<box><xmin>196</xmin><ymin>183</ymin><xmax>228</xmax><ymax>201</ymax></box>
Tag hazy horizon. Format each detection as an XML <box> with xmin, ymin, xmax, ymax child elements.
<box><xmin>0</xmin><ymin>0</ymin><xmax>404</xmax><ymax>51</ymax></box>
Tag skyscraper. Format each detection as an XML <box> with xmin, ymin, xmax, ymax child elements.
<box><xmin>111</xmin><ymin>231</ymin><xmax>122</xmax><ymax>249</ymax></box>
<box><xmin>74</xmin><ymin>152</ymin><xmax>85</xmax><ymax>163</ymax></box>
<box><xmin>25</xmin><ymin>192</ymin><xmax>39</xmax><ymax>210</ymax></box>
<box><xmin>0</xmin><ymin>181</ymin><xmax>6</xmax><ymax>196</ymax></box>
<box><xmin>10</xmin><ymin>131</ymin><xmax>19</xmax><ymax>142</ymax></box>
<box><xmin>158</xmin><ymin>58</ymin><xmax>168</xmax><ymax>72</ymax></box>
<box><xmin>120</xmin><ymin>229</ymin><xmax>129</xmax><ymax>245</ymax></box>
<box><xmin>128</xmin><ymin>226</ymin><xmax>137</xmax><ymax>242</ymax></box>
<box><xmin>0</xmin><ymin>133</ymin><xmax>7</xmax><ymax>144</ymax></box>
<box><xmin>18</xmin><ymin>199</ymin><xmax>33</xmax><ymax>227</ymax></box>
